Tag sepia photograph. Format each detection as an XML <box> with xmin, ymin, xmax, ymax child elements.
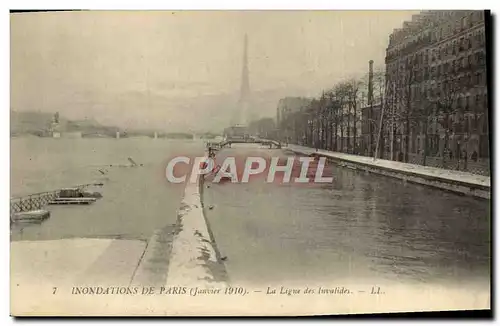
<box><xmin>9</xmin><ymin>8</ymin><xmax>491</xmax><ymax>316</ymax></box>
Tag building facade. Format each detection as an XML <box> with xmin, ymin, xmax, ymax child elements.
<box><xmin>385</xmin><ymin>10</ymin><xmax>489</xmax><ymax>175</ymax></box>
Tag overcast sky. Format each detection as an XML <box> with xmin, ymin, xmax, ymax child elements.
<box><xmin>11</xmin><ymin>10</ymin><xmax>418</xmax><ymax>132</ymax></box>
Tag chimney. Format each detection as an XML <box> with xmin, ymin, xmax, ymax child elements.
<box><xmin>368</xmin><ymin>60</ymin><xmax>374</xmax><ymax>106</ymax></box>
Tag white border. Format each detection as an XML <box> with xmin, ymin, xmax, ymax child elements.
<box><xmin>2</xmin><ymin>1</ymin><xmax>498</xmax><ymax>324</ymax></box>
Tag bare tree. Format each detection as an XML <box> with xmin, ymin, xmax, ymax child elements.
<box><xmin>332</xmin><ymin>82</ymin><xmax>350</xmax><ymax>152</ymax></box>
<box><xmin>360</xmin><ymin>68</ymin><xmax>386</xmax><ymax>156</ymax></box>
<box><xmin>324</xmin><ymin>90</ymin><xmax>339</xmax><ymax>151</ymax></box>
<box><xmin>343</xmin><ymin>79</ymin><xmax>362</xmax><ymax>154</ymax></box>
<box><xmin>435</xmin><ymin>69</ymin><xmax>461</xmax><ymax>163</ymax></box>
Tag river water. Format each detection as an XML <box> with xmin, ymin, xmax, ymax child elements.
<box><xmin>10</xmin><ymin>138</ymin><xmax>491</xmax><ymax>293</ymax></box>
<box><xmin>203</xmin><ymin>144</ymin><xmax>491</xmax><ymax>290</ymax></box>
<box><xmin>10</xmin><ymin>137</ymin><xmax>204</xmax><ymax>241</ymax></box>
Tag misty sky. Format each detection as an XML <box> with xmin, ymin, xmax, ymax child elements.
<box><xmin>11</xmin><ymin>10</ymin><xmax>418</xmax><ymax>132</ymax></box>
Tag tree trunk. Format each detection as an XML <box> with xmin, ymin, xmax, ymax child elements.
<box><xmin>423</xmin><ymin>121</ymin><xmax>428</xmax><ymax>166</ymax></box>
<box><xmin>404</xmin><ymin>94</ymin><xmax>411</xmax><ymax>163</ymax></box>
<box><xmin>379</xmin><ymin>121</ymin><xmax>385</xmax><ymax>159</ymax></box>
<box><xmin>328</xmin><ymin>107</ymin><xmax>332</xmax><ymax>150</ymax></box>
<box><xmin>322</xmin><ymin>113</ymin><xmax>328</xmax><ymax>149</ymax></box>
<box><xmin>340</xmin><ymin>106</ymin><xmax>344</xmax><ymax>152</ymax></box>
<box><xmin>316</xmin><ymin>118</ymin><xmax>320</xmax><ymax>149</ymax></box>
<box><xmin>334</xmin><ymin>115</ymin><xmax>339</xmax><ymax>151</ymax></box>
<box><xmin>369</xmin><ymin>105</ymin><xmax>373</xmax><ymax>156</ymax></box>
<box><xmin>441</xmin><ymin>113</ymin><xmax>450</xmax><ymax>165</ymax></box>
<box><xmin>346</xmin><ymin>106</ymin><xmax>350</xmax><ymax>154</ymax></box>
<box><xmin>353</xmin><ymin>100</ymin><xmax>357</xmax><ymax>155</ymax></box>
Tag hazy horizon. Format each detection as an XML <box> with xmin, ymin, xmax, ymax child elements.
<box><xmin>11</xmin><ymin>10</ymin><xmax>418</xmax><ymax>132</ymax></box>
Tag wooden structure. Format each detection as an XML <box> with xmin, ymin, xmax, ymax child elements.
<box><xmin>48</xmin><ymin>198</ymin><xmax>97</xmax><ymax>205</ymax></box>
<box><xmin>11</xmin><ymin>210</ymin><xmax>51</xmax><ymax>223</ymax></box>
<box><xmin>10</xmin><ymin>183</ymin><xmax>103</xmax><ymax>215</ymax></box>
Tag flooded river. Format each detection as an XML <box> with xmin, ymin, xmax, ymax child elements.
<box><xmin>10</xmin><ymin>137</ymin><xmax>204</xmax><ymax>241</ymax></box>
<box><xmin>10</xmin><ymin>138</ymin><xmax>491</xmax><ymax>292</ymax></box>
<box><xmin>204</xmin><ymin>144</ymin><xmax>491</xmax><ymax>289</ymax></box>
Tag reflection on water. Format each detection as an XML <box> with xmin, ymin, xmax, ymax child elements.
<box><xmin>204</xmin><ymin>145</ymin><xmax>490</xmax><ymax>287</ymax></box>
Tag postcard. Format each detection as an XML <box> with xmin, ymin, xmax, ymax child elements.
<box><xmin>10</xmin><ymin>10</ymin><xmax>491</xmax><ymax>316</ymax></box>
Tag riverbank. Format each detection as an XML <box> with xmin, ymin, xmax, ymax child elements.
<box><xmin>132</xmin><ymin>150</ymin><xmax>228</xmax><ymax>288</ymax></box>
<box><xmin>164</xmin><ymin>173</ymin><xmax>229</xmax><ymax>287</ymax></box>
<box><xmin>287</xmin><ymin>144</ymin><xmax>490</xmax><ymax>199</ymax></box>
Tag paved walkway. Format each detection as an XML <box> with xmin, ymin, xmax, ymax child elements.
<box><xmin>287</xmin><ymin>144</ymin><xmax>490</xmax><ymax>189</ymax></box>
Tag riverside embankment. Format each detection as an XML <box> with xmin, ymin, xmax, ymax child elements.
<box><xmin>132</xmin><ymin>150</ymin><xmax>228</xmax><ymax>288</ymax></box>
<box><xmin>287</xmin><ymin>144</ymin><xmax>490</xmax><ymax>199</ymax></box>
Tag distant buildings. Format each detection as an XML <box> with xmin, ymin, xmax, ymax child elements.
<box><xmin>268</xmin><ymin>11</ymin><xmax>489</xmax><ymax>175</ymax></box>
<box><xmin>276</xmin><ymin>97</ymin><xmax>313</xmax><ymax>142</ymax></box>
<box><xmin>385</xmin><ymin>10</ymin><xmax>488</xmax><ymax>173</ymax></box>
<box><xmin>276</xmin><ymin>97</ymin><xmax>312</xmax><ymax>125</ymax></box>
<box><xmin>248</xmin><ymin>117</ymin><xmax>276</xmax><ymax>139</ymax></box>
<box><xmin>223</xmin><ymin>125</ymin><xmax>249</xmax><ymax>140</ymax></box>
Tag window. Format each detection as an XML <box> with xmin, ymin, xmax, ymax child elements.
<box><xmin>457</xmin><ymin>97</ymin><xmax>463</xmax><ymax>110</ymax></box>
<box><xmin>479</xmin><ymin>134</ymin><xmax>489</xmax><ymax>158</ymax></box>
<box><xmin>469</xmin><ymin>13</ymin><xmax>474</xmax><ymax>27</ymax></box>
<box><xmin>461</xmin><ymin>17</ymin><xmax>467</xmax><ymax>30</ymax></box>
<box><xmin>478</xmin><ymin>51</ymin><xmax>486</xmax><ymax>66</ymax></box>
<box><xmin>476</xmin><ymin>11</ymin><xmax>484</xmax><ymax>24</ymax></box>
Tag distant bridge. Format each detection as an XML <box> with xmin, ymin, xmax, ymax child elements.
<box><xmin>208</xmin><ymin>138</ymin><xmax>282</xmax><ymax>150</ymax></box>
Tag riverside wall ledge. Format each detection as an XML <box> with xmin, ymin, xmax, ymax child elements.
<box><xmin>164</xmin><ymin>153</ymin><xmax>228</xmax><ymax>288</ymax></box>
<box><xmin>132</xmin><ymin>152</ymin><xmax>228</xmax><ymax>288</ymax></box>
<box><xmin>287</xmin><ymin>145</ymin><xmax>491</xmax><ymax>200</ymax></box>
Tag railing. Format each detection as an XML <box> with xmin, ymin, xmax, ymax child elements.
<box><xmin>10</xmin><ymin>183</ymin><xmax>103</xmax><ymax>215</ymax></box>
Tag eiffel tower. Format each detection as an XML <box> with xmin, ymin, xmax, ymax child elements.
<box><xmin>231</xmin><ymin>34</ymin><xmax>251</xmax><ymax>126</ymax></box>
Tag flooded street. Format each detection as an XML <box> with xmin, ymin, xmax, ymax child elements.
<box><xmin>204</xmin><ymin>144</ymin><xmax>490</xmax><ymax>289</ymax></box>
<box><xmin>10</xmin><ymin>137</ymin><xmax>204</xmax><ymax>241</ymax></box>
